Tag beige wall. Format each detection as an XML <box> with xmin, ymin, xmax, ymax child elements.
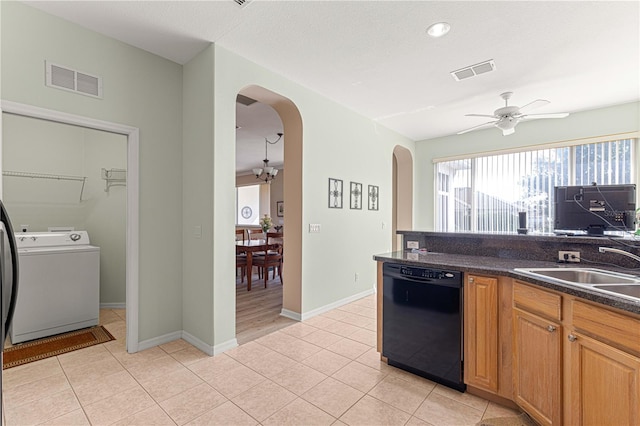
<box><xmin>236</xmin><ymin>171</ymin><xmax>284</xmax><ymax>224</ymax></box>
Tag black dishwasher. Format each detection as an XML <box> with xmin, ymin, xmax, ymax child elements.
<box><xmin>382</xmin><ymin>262</ymin><xmax>465</xmax><ymax>392</ymax></box>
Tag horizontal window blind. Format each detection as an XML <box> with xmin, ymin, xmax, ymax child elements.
<box><xmin>436</xmin><ymin>138</ymin><xmax>635</xmax><ymax>234</ymax></box>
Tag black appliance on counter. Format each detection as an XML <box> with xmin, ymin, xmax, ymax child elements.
<box><xmin>382</xmin><ymin>262</ymin><xmax>465</xmax><ymax>392</ymax></box>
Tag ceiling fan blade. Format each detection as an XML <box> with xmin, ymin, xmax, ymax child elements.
<box><xmin>518</xmin><ymin>99</ymin><xmax>550</xmax><ymax>112</ymax></box>
<box><xmin>465</xmin><ymin>114</ymin><xmax>498</xmax><ymax>118</ymax></box>
<box><xmin>521</xmin><ymin>112</ymin><xmax>570</xmax><ymax>120</ymax></box>
<box><xmin>457</xmin><ymin>120</ymin><xmax>499</xmax><ymax>135</ymax></box>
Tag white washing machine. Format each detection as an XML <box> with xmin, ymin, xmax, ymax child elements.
<box><xmin>10</xmin><ymin>231</ymin><xmax>100</xmax><ymax>344</ymax></box>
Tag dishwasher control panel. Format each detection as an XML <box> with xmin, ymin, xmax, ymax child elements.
<box><xmin>399</xmin><ymin>265</ymin><xmax>461</xmax><ymax>281</ymax></box>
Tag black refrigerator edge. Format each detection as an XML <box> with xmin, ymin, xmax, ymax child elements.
<box><xmin>0</xmin><ymin>199</ymin><xmax>20</xmax><ymax>421</ymax></box>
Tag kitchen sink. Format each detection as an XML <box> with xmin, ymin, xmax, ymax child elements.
<box><xmin>513</xmin><ymin>267</ymin><xmax>640</xmax><ymax>302</ymax></box>
<box><xmin>592</xmin><ymin>284</ymin><xmax>640</xmax><ymax>299</ymax></box>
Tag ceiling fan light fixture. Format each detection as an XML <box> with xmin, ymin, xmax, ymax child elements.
<box><xmin>426</xmin><ymin>22</ymin><xmax>450</xmax><ymax>38</ymax></box>
<box><xmin>496</xmin><ymin>116</ymin><xmax>519</xmax><ymax>135</ymax></box>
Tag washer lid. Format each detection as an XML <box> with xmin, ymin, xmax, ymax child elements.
<box><xmin>15</xmin><ymin>231</ymin><xmax>91</xmax><ymax>248</ymax></box>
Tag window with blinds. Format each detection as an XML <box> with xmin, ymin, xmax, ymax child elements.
<box><xmin>435</xmin><ymin>138</ymin><xmax>635</xmax><ymax>234</ymax></box>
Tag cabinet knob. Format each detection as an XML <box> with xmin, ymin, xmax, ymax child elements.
<box><xmin>568</xmin><ymin>334</ymin><xmax>577</xmax><ymax>342</ymax></box>
<box><xmin>547</xmin><ymin>325</ymin><xmax>557</xmax><ymax>332</ymax></box>
<box><xmin>469</xmin><ymin>277</ymin><xmax>474</xmax><ymax>283</ymax></box>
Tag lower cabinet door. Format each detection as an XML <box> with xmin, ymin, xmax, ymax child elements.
<box><xmin>567</xmin><ymin>331</ymin><xmax>640</xmax><ymax>426</ymax></box>
<box><xmin>464</xmin><ymin>275</ymin><xmax>499</xmax><ymax>392</ymax></box>
<box><xmin>513</xmin><ymin>308</ymin><xmax>562</xmax><ymax>426</ymax></box>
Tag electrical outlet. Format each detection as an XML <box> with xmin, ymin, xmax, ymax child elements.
<box><xmin>407</xmin><ymin>241</ymin><xmax>419</xmax><ymax>249</ymax></box>
<box><xmin>558</xmin><ymin>251</ymin><xmax>581</xmax><ymax>262</ymax></box>
<box><xmin>354</xmin><ymin>273</ymin><xmax>359</xmax><ymax>282</ymax></box>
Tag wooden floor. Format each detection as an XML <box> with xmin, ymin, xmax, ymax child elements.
<box><xmin>235</xmin><ymin>270</ymin><xmax>295</xmax><ymax>345</ymax></box>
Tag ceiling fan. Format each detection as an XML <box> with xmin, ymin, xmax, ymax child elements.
<box><xmin>458</xmin><ymin>92</ymin><xmax>570</xmax><ymax>136</ymax></box>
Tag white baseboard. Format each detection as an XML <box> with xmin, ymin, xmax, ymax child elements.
<box><xmin>212</xmin><ymin>337</ymin><xmax>239</xmax><ymax>355</ymax></box>
<box><xmin>136</xmin><ymin>330</ymin><xmax>237</xmax><ymax>356</ymax></box>
<box><xmin>100</xmin><ymin>303</ymin><xmax>126</xmax><ymax>309</ymax></box>
<box><xmin>280</xmin><ymin>309</ymin><xmax>301</xmax><ymax>321</ymax></box>
<box><xmin>133</xmin><ymin>287</ymin><xmax>375</xmax><ymax>354</ymax></box>
<box><xmin>282</xmin><ymin>288</ymin><xmax>375</xmax><ymax>322</ymax></box>
<box><xmin>137</xmin><ymin>330</ymin><xmax>182</xmax><ymax>352</ymax></box>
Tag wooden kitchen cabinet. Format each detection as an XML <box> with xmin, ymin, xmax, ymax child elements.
<box><xmin>512</xmin><ymin>282</ymin><xmax>562</xmax><ymax>426</ymax></box>
<box><xmin>464</xmin><ymin>274</ymin><xmax>513</xmax><ymax>401</ymax></box>
<box><xmin>565</xmin><ymin>300</ymin><xmax>640</xmax><ymax>425</ymax></box>
<box><xmin>464</xmin><ymin>274</ymin><xmax>499</xmax><ymax>392</ymax></box>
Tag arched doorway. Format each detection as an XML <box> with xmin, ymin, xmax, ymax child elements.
<box><xmin>392</xmin><ymin>146</ymin><xmax>413</xmax><ymax>251</ymax></box>
<box><xmin>236</xmin><ymin>86</ymin><xmax>303</xmax><ymax>334</ymax></box>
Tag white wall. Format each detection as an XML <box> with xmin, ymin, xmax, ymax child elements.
<box><xmin>414</xmin><ymin>102</ymin><xmax>640</xmax><ymax>230</ymax></box>
<box><xmin>1</xmin><ymin>2</ymin><xmax>184</xmax><ymax>342</ymax></box>
<box><xmin>2</xmin><ymin>113</ymin><xmax>127</xmax><ymax>304</ymax></box>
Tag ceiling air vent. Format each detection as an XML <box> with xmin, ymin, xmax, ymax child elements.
<box><xmin>233</xmin><ymin>0</ymin><xmax>252</xmax><ymax>7</ymax></box>
<box><xmin>45</xmin><ymin>61</ymin><xmax>103</xmax><ymax>99</ymax></box>
<box><xmin>451</xmin><ymin>60</ymin><xmax>496</xmax><ymax>82</ymax></box>
<box><xmin>236</xmin><ymin>94</ymin><xmax>258</xmax><ymax>106</ymax></box>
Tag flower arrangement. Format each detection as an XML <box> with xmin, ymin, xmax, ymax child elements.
<box><xmin>260</xmin><ymin>214</ymin><xmax>273</xmax><ymax>233</ymax></box>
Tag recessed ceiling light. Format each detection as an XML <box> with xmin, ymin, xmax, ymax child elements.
<box><xmin>426</xmin><ymin>22</ymin><xmax>451</xmax><ymax>38</ymax></box>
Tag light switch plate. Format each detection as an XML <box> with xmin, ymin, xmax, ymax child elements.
<box><xmin>309</xmin><ymin>223</ymin><xmax>321</xmax><ymax>233</ymax></box>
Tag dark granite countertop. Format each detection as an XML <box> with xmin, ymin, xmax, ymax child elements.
<box><xmin>373</xmin><ymin>251</ymin><xmax>640</xmax><ymax>315</ymax></box>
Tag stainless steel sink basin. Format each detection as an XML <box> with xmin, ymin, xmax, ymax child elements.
<box><xmin>515</xmin><ymin>268</ymin><xmax>640</xmax><ymax>285</ymax></box>
<box><xmin>514</xmin><ymin>267</ymin><xmax>640</xmax><ymax>302</ymax></box>
<box><xmin>592</xmin><ymin>285</ymin><xmax>640</xmax><ymax>299</ymax></box>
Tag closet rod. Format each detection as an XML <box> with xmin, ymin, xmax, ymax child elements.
<box><xmin>2</xmin><ymin>170</ymin><xmax>87</xmax><ymax>182</ymax></box>
<box><xmin>2</xmin><ymin>170</ymin><xmax>87</xmax><ymax>201</ymax></box>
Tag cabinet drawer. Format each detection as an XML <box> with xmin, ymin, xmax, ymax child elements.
<box><xmin>513</xmin><ymin>281</ymin><xmax>562</xmax><ymax>321</ymax></box>
<box><xmin>572</xmin><ymin>300</ymin><xmax>640</xmax><ymax>355</ymax></box>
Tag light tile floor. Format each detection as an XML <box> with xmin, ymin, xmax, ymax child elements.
<box><xmin>2</xmin><ymin>296</ymin><xmax>521</xmax><ymax>425</ymax></box>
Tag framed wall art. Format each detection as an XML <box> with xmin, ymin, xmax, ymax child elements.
<box><xmin>276</xmin><ymin>201</ymin><xmax>284</xmax><ymax>217</ymax></box>
<box><xmin>328</xmin><ymin>178</ymin><xmax>343</xmax><ymax>208</ymax></box>
<box><xmin>368</xmin><ymin>185</ymin><xmax>379</xmax><ymax>210</ymax></box>
<box><xmin>350</xmin><ymin>182</ymin><xmax>363</xmax><ymax>209</ymax></box>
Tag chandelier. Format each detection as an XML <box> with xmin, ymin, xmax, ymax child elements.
<box><xmin>252</xmin><ymin>132</ymin><xmax>283</xmax><ymax>183</ymax></box>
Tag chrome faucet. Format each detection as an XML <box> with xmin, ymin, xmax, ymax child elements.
<box><xmin>598</xmin><ymin>247</ymin><xmax>640</xmax><ymax>263</ymax></box>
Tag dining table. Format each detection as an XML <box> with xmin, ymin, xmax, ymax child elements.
<box><xmin>235</xmin><ymin>239</ymin><xmax>268</xmax><ymax>291</ymax></box>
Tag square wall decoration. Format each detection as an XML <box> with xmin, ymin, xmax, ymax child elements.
<box><xmin>350</xmin><ymin>182</ymin><xmax>363</xmax><ymax>209</ymax></box>
<box><xmin>328</xmin><ymin>178</ymin><xmax>343</xmax><ymax>208</ymax></box>
<box><xmin>368</xmin><ymin>185</ymin><xmax>379</xmax><ymax>210</ymax></box>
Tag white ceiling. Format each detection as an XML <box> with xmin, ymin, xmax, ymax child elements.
<box><xmin>24</xmin><ymin>1</ymin><xmax>640</xmax><ymax>173</ymax></box>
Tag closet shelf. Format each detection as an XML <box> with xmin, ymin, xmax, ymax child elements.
<box><xmin>101</xmin><ymin>168</ymin><xmax>126</xmax><ymax>193</ymax></box>
<box><xmin>2</xmin><ymin>170</ymin><xmax>87</xmax><ymax>201</ymax></box>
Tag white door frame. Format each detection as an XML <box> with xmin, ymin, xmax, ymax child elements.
<box><xmin>0</xmin><ymin>100</ymin><xmax>140</xmax><ymax>353</ymax></box>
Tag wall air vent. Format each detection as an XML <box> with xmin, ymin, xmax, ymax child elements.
<box><xmin>45</xmin><ymin>61</ymin><xmax>103</xmax><ymax>99</ymax></box>
<box><xmin>451</xmin><ymin>59</ymin><xmax>496</xmax><ymax>81</ymax></box>
<box><xmin>236</xmin><ymin>94</ymin><xmax>258</xmax><ymax>106</ymax></box>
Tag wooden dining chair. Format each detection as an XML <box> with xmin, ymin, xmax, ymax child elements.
<box><xmin>252</xmin><ymin>243</ymin><xmax>283</xmax><ymax>287</ymax></box>
<box><xmin>235</xmin><ymin>229</ymin><xmax>245</xmax><ymax>242</ymax></box>
<box><xmin>266</xmin><ymin>232</ymin><xmax>283</xmax><ymax>244</ymax></box>
<box><xmin>236</xmin><ymin>254</ymin><xmax>248</xmax><ymax>283</ymax></box>
<box><xmin>247</xmin><ymin>228</ymin><xmax>264</xmax><ymax>240</ymax></box>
